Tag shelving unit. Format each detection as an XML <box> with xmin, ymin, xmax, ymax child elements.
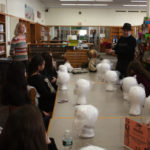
<box><xmin>0</xmin><ymin>13</ymin><xmax>6</xmax><ymax>57</ymax></box>
<box><xmin>41</xmin><ymin>25</ymin><xmax>49</xmax><ymax>41</ymax></box>
<box><xmin>33</xmin><ymin>24</ymin><xmax>50</xmax><ymax>43</ymax></box>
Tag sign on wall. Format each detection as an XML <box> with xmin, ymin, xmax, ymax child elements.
<box><xmin>25</xmin><ymin>4</ymin><xmax>34</xmax><ymax>21</ymax></box>
<box><xmin>37</xmin><ymin>11</ymin><xmax>41</xmax><ymax>19</ymax></box>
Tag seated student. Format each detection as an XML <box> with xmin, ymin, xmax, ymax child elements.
<box><xmin>41</xmin><ymin>52</ymin><xmax>57</xmax><ymax>90</ymax></box>
<box><xmin>0</xmin><ymin>105</ymin><xmax>58</xmax><ymax>150</ymax></box>
<box><xmin>28</xmin><ymin>54</ymin><xmax>55</xmax><ymax>114</ymax></box>
<box><xmin>2</xmin><ymin>61</ymin><xmax>30</xmax><ymax>107</ymax></box>
<box><xmin>127</xmin><ymin>60</ymin><xmax>150</xmax><ymax>97</ymax></box>
<box><xmin>88</xmin><ymin>49</ymin><xmax>100</xmax><ymax>72</ymax></box>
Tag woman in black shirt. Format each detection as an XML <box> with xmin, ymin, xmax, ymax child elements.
<box><xmin>41</xmin><ymin>52</ymin><xmax>57</xmax><ymax>90</ymax></box>
<box><xmin>28</xmin><ymin>54</ymin><xmax>55</xmax><ymax>113</ymax></box>
<box><xmin>110</xmin><ymin>23</ymin><xmax>136</xmax><ymax>79</ymax></box>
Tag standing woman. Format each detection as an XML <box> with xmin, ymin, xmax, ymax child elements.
<box><xmin>10</xmin><ymin>22</ymin><xmax>28</xmax><ymax>68</ymax></box>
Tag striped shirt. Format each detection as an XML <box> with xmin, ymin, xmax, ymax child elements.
<box><xmin>10</xmin><ymin>35</ymin><xmax>28</xmax><ymax>61</ymax></box>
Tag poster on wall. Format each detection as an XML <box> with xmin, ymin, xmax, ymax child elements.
<box><xmin>37</xmin><ymin>11</ymin><xmax>41</xmax><ymax>19</ymax></box>
<box><xmin>25</xmin><ymin>4</ymin><xmax>34</xmax><ymax>21</ymax></box>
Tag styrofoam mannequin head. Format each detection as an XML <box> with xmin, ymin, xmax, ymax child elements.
<box><xmin>122</xmin><ymin>76</ymin><xmax>138</xmax><ymax>100</ymax></box>
<box><xmin>57</xmin><ymin>72</ymin><xmax>70</xmax><ymax>90</ymax></box>
<box><xmin>128</xmin><ymin>85</ymin><xmax>146</xmax><ymax>116</ymax></box>
<box><xmin>64</xmin><ymin>62</ymin><xmax>73</xmax><ymax>72</ymax></box>
<box><xmin>80</xmin><ymin>145</ymin><xmax>106</xmax><ymax>150</ymax></box>
<box><xmin>74</xmin><ymin>79</ymin><xmax>90</xmax><ymax>105</ymax></box>
<box><xmin>105</xmin><ymin>71</ymin><xmax>119</xmax><ymax>91</ymax></box>
<box><xmin>101</xmin><ymin>59</ymin><xmax>111</xmax><ymax>65</ymax></box>
<box><xmin>145</xmin><ymin>96</ymin><xmax>150</xmax><ymax>114</ymax></box>
<box><xmin>144</xmin><ymin>96</ymin><xmax>150</xmax><ymax>123</ymax></box>
<box><xmin>73</xmin><ymin>105</ymin><xmax>99</xmax><ymax>138</ymax></box>
<box><xmin>58</xmin><ymin>65</ymin><xmax>67</xmax><ymax>73</ymax></box>
<box><xmin>96</xmin><ymin>63</ymin><xmax>111</xmax><ymax>81</ymax></box>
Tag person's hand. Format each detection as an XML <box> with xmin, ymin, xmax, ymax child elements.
<box><xmin>42</xmin><ymin>111</ymin><xmax>51</xmax><ymax>117</ymax></box>
<box><xmin>51</xmin><ymin>77</ymin><xmax>56</xmax><ymax>83</ymax></box>
<box><xmin>105</xmin><ymin>49</ymin><xmax>115</xmax><ymax>55</ymax></box>
<box><xmin>45</xmin><ymin>133</ymin><xmax>51</xmax><ymax>144</ymax></box>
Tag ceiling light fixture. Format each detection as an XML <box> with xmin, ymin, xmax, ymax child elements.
<box><xmin>131</xmin><ymin>0</ymin><xmax>147</xmax><ymax>2</ymax></box>
<box><xmin>60</xmin><ymin>0</ymin><xmax>113</xmax><ymax>2</ymax></box>
<box><xmin>61</xmin><ymin>3</ymin><xmax>108</xmax><ymax>6</ymax></box>
<box><xmin>123</xmin><ymin>4</ymin><xmax>147</xmax><ymax>7</ymax></box>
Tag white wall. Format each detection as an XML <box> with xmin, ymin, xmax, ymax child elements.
<box><xmin>0</xmin><ymin>0</ymin><xmax>45</xmax><ymax>24</ymax></box>
<box><xmin>46</xmin><ymin>8</ymin><xmax>146</xmax><ymax>26</ymax></box>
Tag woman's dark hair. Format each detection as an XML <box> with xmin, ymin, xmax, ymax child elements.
<box><xmin>0</xmin><ymin>105</ymin><xmax>48</xmax><ymax>150</ymax></box>
<box><xmin>127</xmin><ymin>60</ymin><xmax>150</xmax><ymax>81</ymax></box>
<box><xmin>41</xmin><ymin>52</ymin><xmax>54</xmax><ymax>75</ymax></box>
<box><xmin>2</xmin><ymin>61</ymin><xmax>30</xmax><ymax>106</ymax></box>
<box><xmin>6</xmin><ymin>61</ymin><xmax>26</xmax><ymax>87</ymax></box>
<box><xmin>28</xmin><ymin>54</ymin><xmax>44</xmax><ymax>76</ymax></box>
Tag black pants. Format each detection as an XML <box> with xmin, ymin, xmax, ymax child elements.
<box><xmin>116</xmin><ymin>61</ymin><xmax>130</xmax><ymax>79</ymax></box>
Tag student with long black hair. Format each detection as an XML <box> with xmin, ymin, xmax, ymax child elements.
<box><xmin>127</xmin><ymin>60</ymin><xmax>150</xmax><ymax>97</ymax></box>
<box><xmin>2</xmin><ymin>61</ymin><xmax>30</xmax><ymax>106</ymax></box>
<box><xmin>0</xmin><ymin>105</ymin><xmax>58</xmax><ymax>150</ymax></box>
<box><xmin>28</xmin><ymin>54</ymin><xmax>55</xmax><ymax>114</ymax></box>
<box><xmin>41</xmin><ymin>52</ymin><xmax>57</xmax><ymax>90</ymax></box>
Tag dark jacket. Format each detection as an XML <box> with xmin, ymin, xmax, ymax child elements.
<box><xmin>114</xmin><ymin>35</ymin><xmax>136</xmax><ymax>62</ymax></box>
<box><xmin>28</xmin><ymin>74</ymin><xmax>55</xmax><ymax>112</ymax></box>
<box><xmin>114</xmin><ymin>35</ymin><xmax>136</xmax><ymax>78</ymax></box>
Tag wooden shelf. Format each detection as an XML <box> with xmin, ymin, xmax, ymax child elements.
<box><xmin>0</xmin><ymin>32</ymin><xmax>5</xmax><ymax>34</ymax></box>
<box><xmin>0</xmin><ymin>42</ymin><xmax>6</xmax><ymax>44</ymax></box>
<box><xmin>0</xmin><ymin>52</ymin><xmax>5</xmax><ymax>55</ymax></box>
<box><xmin>0</xmin><ymin>21</ymin><xmax>5</xmax><ymax>24</ymax></box>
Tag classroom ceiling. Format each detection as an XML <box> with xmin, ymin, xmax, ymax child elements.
<box><xmin>40</xmin><ymin>0</ymin><xmax>147</xmax><ymax>10</ymax></box>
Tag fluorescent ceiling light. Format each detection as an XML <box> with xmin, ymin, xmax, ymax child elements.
<box><xmin>61</xmin><ymin>3</ymin><xmax>108</xmax><ymax>6</ymax></box>
<box><xmin>96</xmin><ymin>0</ymin><xmax>113</xmax><ymax>1</ymax></box>
<box><xmin>60</xmin><ymin>0</ymin><xmax>95</xmax><ymax>1</ymax></box>
<box><xmin>123</xmin><ymin>4</ymin><xmax>147</xmax><ymax>7</ymax></box>
<box><xmin>131</xmin><ymin>0</ymin><xmax>147</xmax><ymax>2</ymax></box>
<box><xmin>60</xmin><ymin>0</ymin><xmax>113</xmax><ymax>2</ymax></box>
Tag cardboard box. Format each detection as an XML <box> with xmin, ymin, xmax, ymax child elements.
<box><xmin>124</xmin><ymin>118</ymin><xmax>150</xmax><ymax>150</ymax></box>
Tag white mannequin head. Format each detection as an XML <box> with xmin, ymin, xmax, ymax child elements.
<box><xmin>74</xmin><ymin>79</ymin><xmax>90</xmax><ymax>105</ymax></box>
<box><xmin>57</xmin><ymin>71</ymin><xmax>70</xmax><ymax>90</ymax></box>
<box><xmin>128</xmin><ymin>85</ymin><xmax>146</xmax><ymax>116</ymax></box>
<box><xmin>58</xmin><ymin>65</ymin><xmax>67</xmax><ymax>73</ymax></box>
<box><xmin>144</xmin><ymin>96</ymin><xmax>150</xmax><ymax>123</ymax></box>
<box><xmin>105</xmin><ymin>71</ymin><xmax>119</xmax><ymax>91</ymax></box>
<box><xmin>122</xmin><ymin>76</ymin><xmax>138</xmax><ymax>100</ymax></box>
<box><xmin>101</xmin><ymin>59</ymin><xmax>111</xmax><ymax>65</ymax></box>
<box><xmin>74</xmin><ymin>105</ymin><xmax>99</xmax><ymax>138</ymax></box>
<box><xmin>80</xmin><ymin>145</ymin><xmax>106</xmax><ymax>150</ymax></box>
<box><xmin>96</xmin><ymin>63</ymin><xmax>111</xmax><ymax>81</ymax></box>
<box><xmin>145</xmin><ymin>96</ymin><xmax>150</xmax><ymax>114</ymax></box>
<box><xmin>64</xmin><ymin>62</ymin><xmax>73</xmax><ymax>72</ymax></box>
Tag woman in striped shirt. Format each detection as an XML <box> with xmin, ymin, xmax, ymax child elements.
<box><xmin>10</xmin><ymin>22</ymin><xmax>28</xmax><ymax>67</ymax></box>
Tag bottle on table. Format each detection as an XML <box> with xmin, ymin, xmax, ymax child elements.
<box><xmin>62</xmin><ymin>129</ymin><xmax>73</xmax><ymax>150</ymax></box>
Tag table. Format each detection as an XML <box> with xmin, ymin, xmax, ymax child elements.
<box><xmin>47</xmin><ymin>73</ymin><xmax>150</xmax><ymax>150</ymax></box>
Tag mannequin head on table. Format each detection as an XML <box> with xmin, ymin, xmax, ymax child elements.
<box><xmin>74</xmin><ymin>79</ymin><xmax>90</xmax><ymax>105</ymax></box>
<box><xmin>73</xmin><ymin>105</ymin><xmax>99</xmax><ymax>138</ymax></box>
<box><xmin>129</xmin><ymin>85</ymin><xmax>146</xmax><ymax>116</ymax></box>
